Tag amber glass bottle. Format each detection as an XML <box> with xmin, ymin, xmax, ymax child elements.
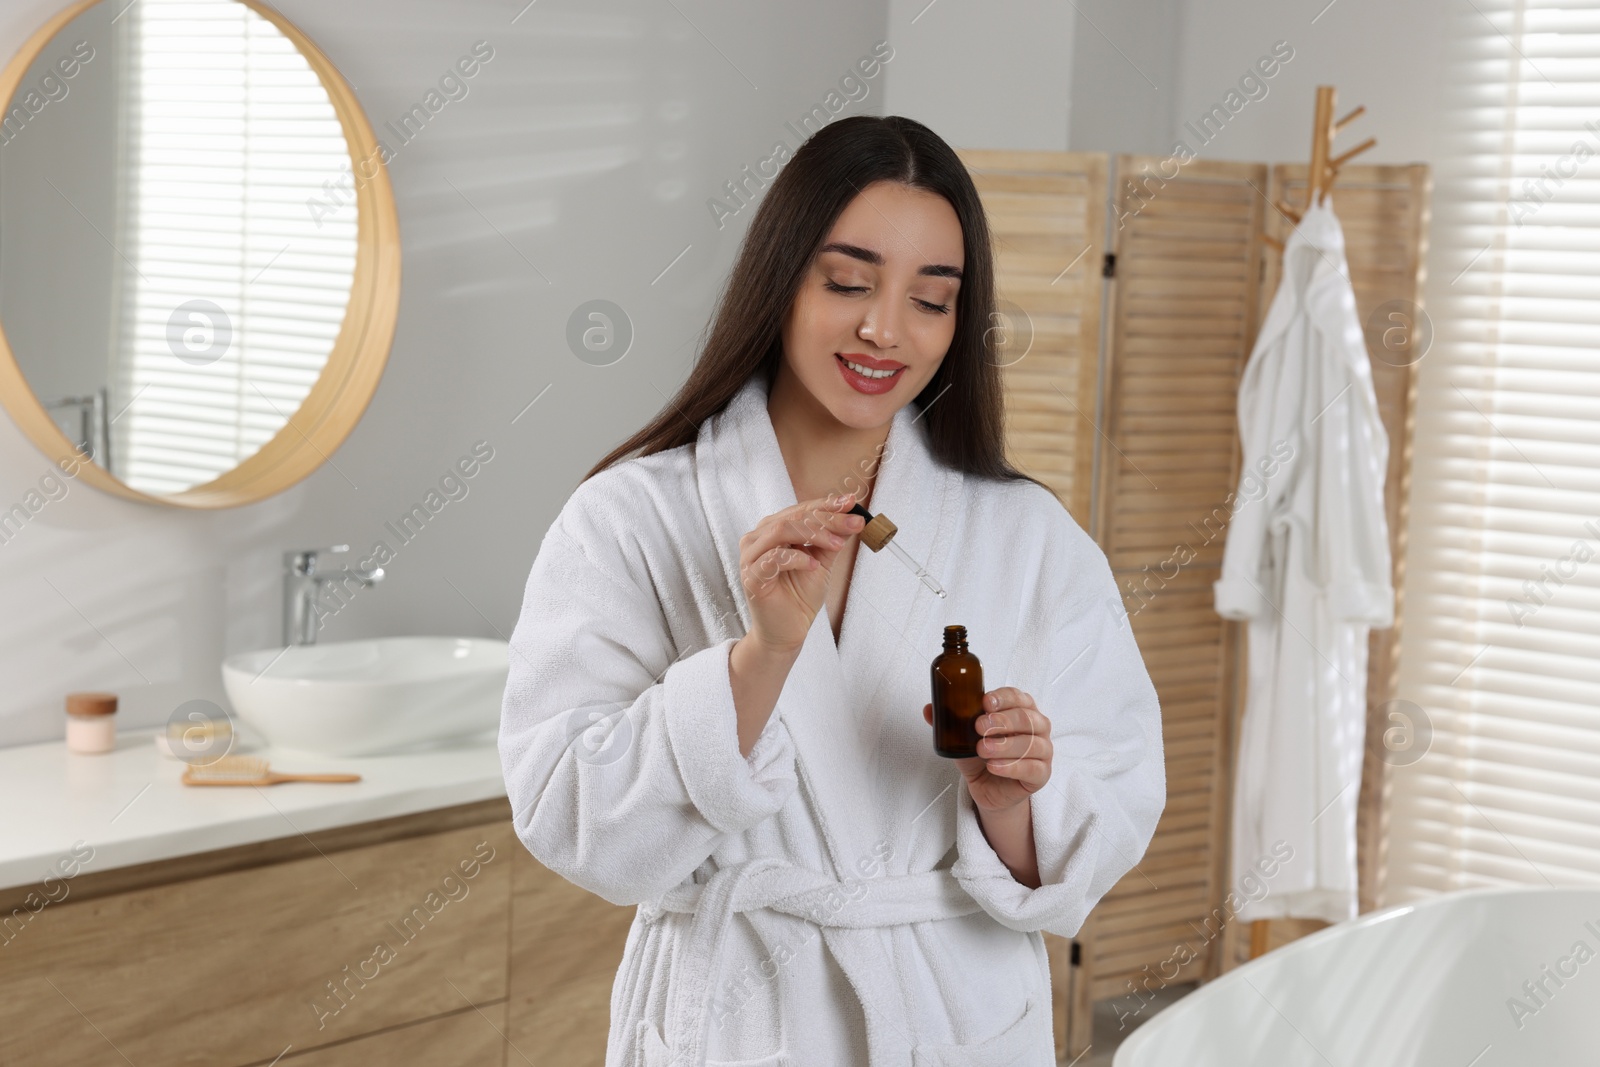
<box><xmin>931</xmin><ymin>625</ymin><xmax>983</xmax><ymax>758</ymax></box>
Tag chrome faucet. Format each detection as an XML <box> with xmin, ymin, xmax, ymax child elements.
<box><xmin>282</xmin><ymin>545</ymin><xmax>384</xmax><ymax>647</ymax></box>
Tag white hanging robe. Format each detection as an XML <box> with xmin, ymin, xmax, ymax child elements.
<box><xmin>498</xmin><ymin>371</ymin><xmax>1166</xmax><ymax>1066</ymax></box>
<box><xmin>1214</xmin><ymin>199</ymin><xmax>1394</xmax><ymax>925</ymax></box>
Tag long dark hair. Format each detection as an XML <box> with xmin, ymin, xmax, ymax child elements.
<box><xmin>583</xmin><ymin>114</ymin><xmax>1044</xmax><ymax>491</ymax></box>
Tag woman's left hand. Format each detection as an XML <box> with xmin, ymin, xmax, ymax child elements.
<box><xmin>923</xmin><ymin>687</ymin><xmax>1053</xmax><ymax>813</ymax></box>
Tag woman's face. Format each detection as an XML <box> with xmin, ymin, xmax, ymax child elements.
<box><xmin>779</xmin><ymin>180</ymin><xmax>964</xmax><ymax>430</ymax></box>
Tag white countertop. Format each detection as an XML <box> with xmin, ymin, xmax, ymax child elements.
<box><xmin>0</xmin><ymin>726</ymin><xmax>508</xmax><ymax>892</ymax></box>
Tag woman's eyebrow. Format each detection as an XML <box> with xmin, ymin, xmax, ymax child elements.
<box><xmin>819</xmin><ymin>241</ymin><xmax>963</xmax><ymax>280</ymax></box>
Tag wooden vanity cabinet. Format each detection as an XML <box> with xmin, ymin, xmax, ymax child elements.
<box><xmin>0</xmin><ymin>800</ymin><xmax>632</xmax><ymax>1067</ymax></box>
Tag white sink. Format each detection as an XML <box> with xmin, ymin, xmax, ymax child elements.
<box><xmin>221</xmin><ymin>637</ymin><xmax>509</xmax><ymax>757</ymax></box>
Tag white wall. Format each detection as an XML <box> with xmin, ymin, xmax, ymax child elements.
<box><xmin>0</xmin><ymin>0</ymin><xmax>893</xmax><ymax>747</ymax></box>
<box><xmin>1168</xmin><ymin>0</ymin><xmax>1453</xmax><ymax>167</ymax></box>
<box><xmin>882</xmin><ymin>0</ymin><xmax>1073</xmax><ymax>151</ymax></box>
<box><xmin>877</xmin><ymin>0</ymin><xmax>1454</xmax><ymax>192</ymax></box>
<box><xmin>883</xmin><ymin>0</ymin><xmax>1424</xmax><ymax>164</ymax></box>
<box><xmin>1067</xmin><ymin>0</ymin><xmax>1183</xmax><ymax>156</ymax></box>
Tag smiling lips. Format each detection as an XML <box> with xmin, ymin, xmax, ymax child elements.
<box><xmin>836</xmin><ymin>352</ymin><xmax>905</xmax><ymax>395</ymax></box>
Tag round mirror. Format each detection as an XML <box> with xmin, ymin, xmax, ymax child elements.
<box><xmin>0</xmin><ymin>0</ymin><xmax>399</xmax><ymax>507</ymax></box>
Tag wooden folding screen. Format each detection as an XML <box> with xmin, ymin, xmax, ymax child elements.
<box><xmin>1082</xmin><ymin>158</ymin><xmax>1269</xmax><ymax>1045</ymax></box>
<box><xmin>958</xmin><ymin>150</ymin><xmax>1428</xmax><ymax>1058</ymax></box>
<box><xmin>954</xmin><ymin>150</ymin><xmax>1106</xmax><ymax>525</ymax></box>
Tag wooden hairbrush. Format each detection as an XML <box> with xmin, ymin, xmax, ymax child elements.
<box><xmin>181</xmin><ymin>755</ymin><xmax>361</xmax><ymax>786</ymax></box>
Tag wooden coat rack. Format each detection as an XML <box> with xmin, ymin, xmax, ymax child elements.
<box><xmin>1247</xmin><ymin>83</ymin><xmax>1379</xmax><ymax>963</ymax></box>
<box><xmin>1262</xmin><ymin>85</ymin><xmax>1377</xmax><ymax>251</ymax></box>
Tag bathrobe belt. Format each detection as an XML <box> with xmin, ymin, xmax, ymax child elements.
<box><xmin>639</xmin><ymin>856</ymin><xmax>985</xmax><ymax>1066</ymax></box>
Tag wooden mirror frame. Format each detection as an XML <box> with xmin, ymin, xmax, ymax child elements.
<box><xmin>0</xmin><ymin>0</ymin><xmax>401</xmax><ymax>508</ymax></box>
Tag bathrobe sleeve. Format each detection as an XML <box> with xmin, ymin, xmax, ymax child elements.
<box><xmin>1213</xmin><ymin>321</ymin><xmax>1299</xmax><ymax>623</ymax></box>
<box><xmin>498</xmin><ymin>502</ymin><xmax>799</xmax><ymax>907</ymax></box>
<box><xmin>950</xmin><ymin>498</ymin><xmax>1166</xmax><ymax>938</ymax></box>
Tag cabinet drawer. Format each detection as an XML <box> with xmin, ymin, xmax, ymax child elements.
<box><xmin>0</xmin><ymin>822</ymin><xmax>513</xmax><ymax>1066</ymax></box>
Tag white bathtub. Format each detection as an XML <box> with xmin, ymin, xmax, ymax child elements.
<box><xmin>1114</xmin><ymin>886</ymin><xmax>1600</xmax><ymax>1066</ymax></box>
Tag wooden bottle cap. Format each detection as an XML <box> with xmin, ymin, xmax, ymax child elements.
<box><xmin>849</xmin><ymin>503</ymin><xmax>897</xmax><ymax>552</ymax></box>
<box><xmin>861</xmin><ymin>513</ymin><xmax>897</xmax><ymax>552</ymax></box>
<box><xmin>66</xmin><ymin>692</ymin><xmax>118</xmax><ymax>717</ymax></box>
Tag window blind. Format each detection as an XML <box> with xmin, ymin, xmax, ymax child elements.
<box><xmin>116</xmin><ymin>0</ymin><xmax>357</xmax><ymax>495</ymax></box>
<box><xmin>1386</xmin><ymin>0</ymin><xmax>1600</xmax><ymax>899</ymax></box>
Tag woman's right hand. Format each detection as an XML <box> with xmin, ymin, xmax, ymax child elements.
<box><xmin>738</xmin><ymin>490</ymin><xmax>867</xmax><ymax>654</ymax></box>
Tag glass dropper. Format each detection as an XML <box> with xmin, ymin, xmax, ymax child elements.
<box><xmin>849</xmin><ymin>503</ymin><xmax>948</xmax><ymax>598</ymax></box>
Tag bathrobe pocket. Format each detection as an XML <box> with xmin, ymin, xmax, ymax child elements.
<box><xmin>639</xmin><ymin>1019</ymin><xmax>789</xmax><ymax>1067</ymax></box>
<box><xmin>910</xmin><ymin>995</ymin><xmax>1044</xmax><ymax>1067</ymax></box>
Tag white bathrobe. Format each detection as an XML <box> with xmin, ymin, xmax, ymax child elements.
<box><xmin>1214</xmin><ymin>199</ymin><xmax>1394</xmax><ymax>925</ymax></box>
<box><xmin>499</xmin><ymin>371</ymin><xmax>1166</xmax><ymax>1066</ymax></box>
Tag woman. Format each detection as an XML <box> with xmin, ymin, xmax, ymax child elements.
<box><xmin>498</xmin><ymin>115</ymin><xmax>1165</xmax><ymax>1067</ymax></box>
